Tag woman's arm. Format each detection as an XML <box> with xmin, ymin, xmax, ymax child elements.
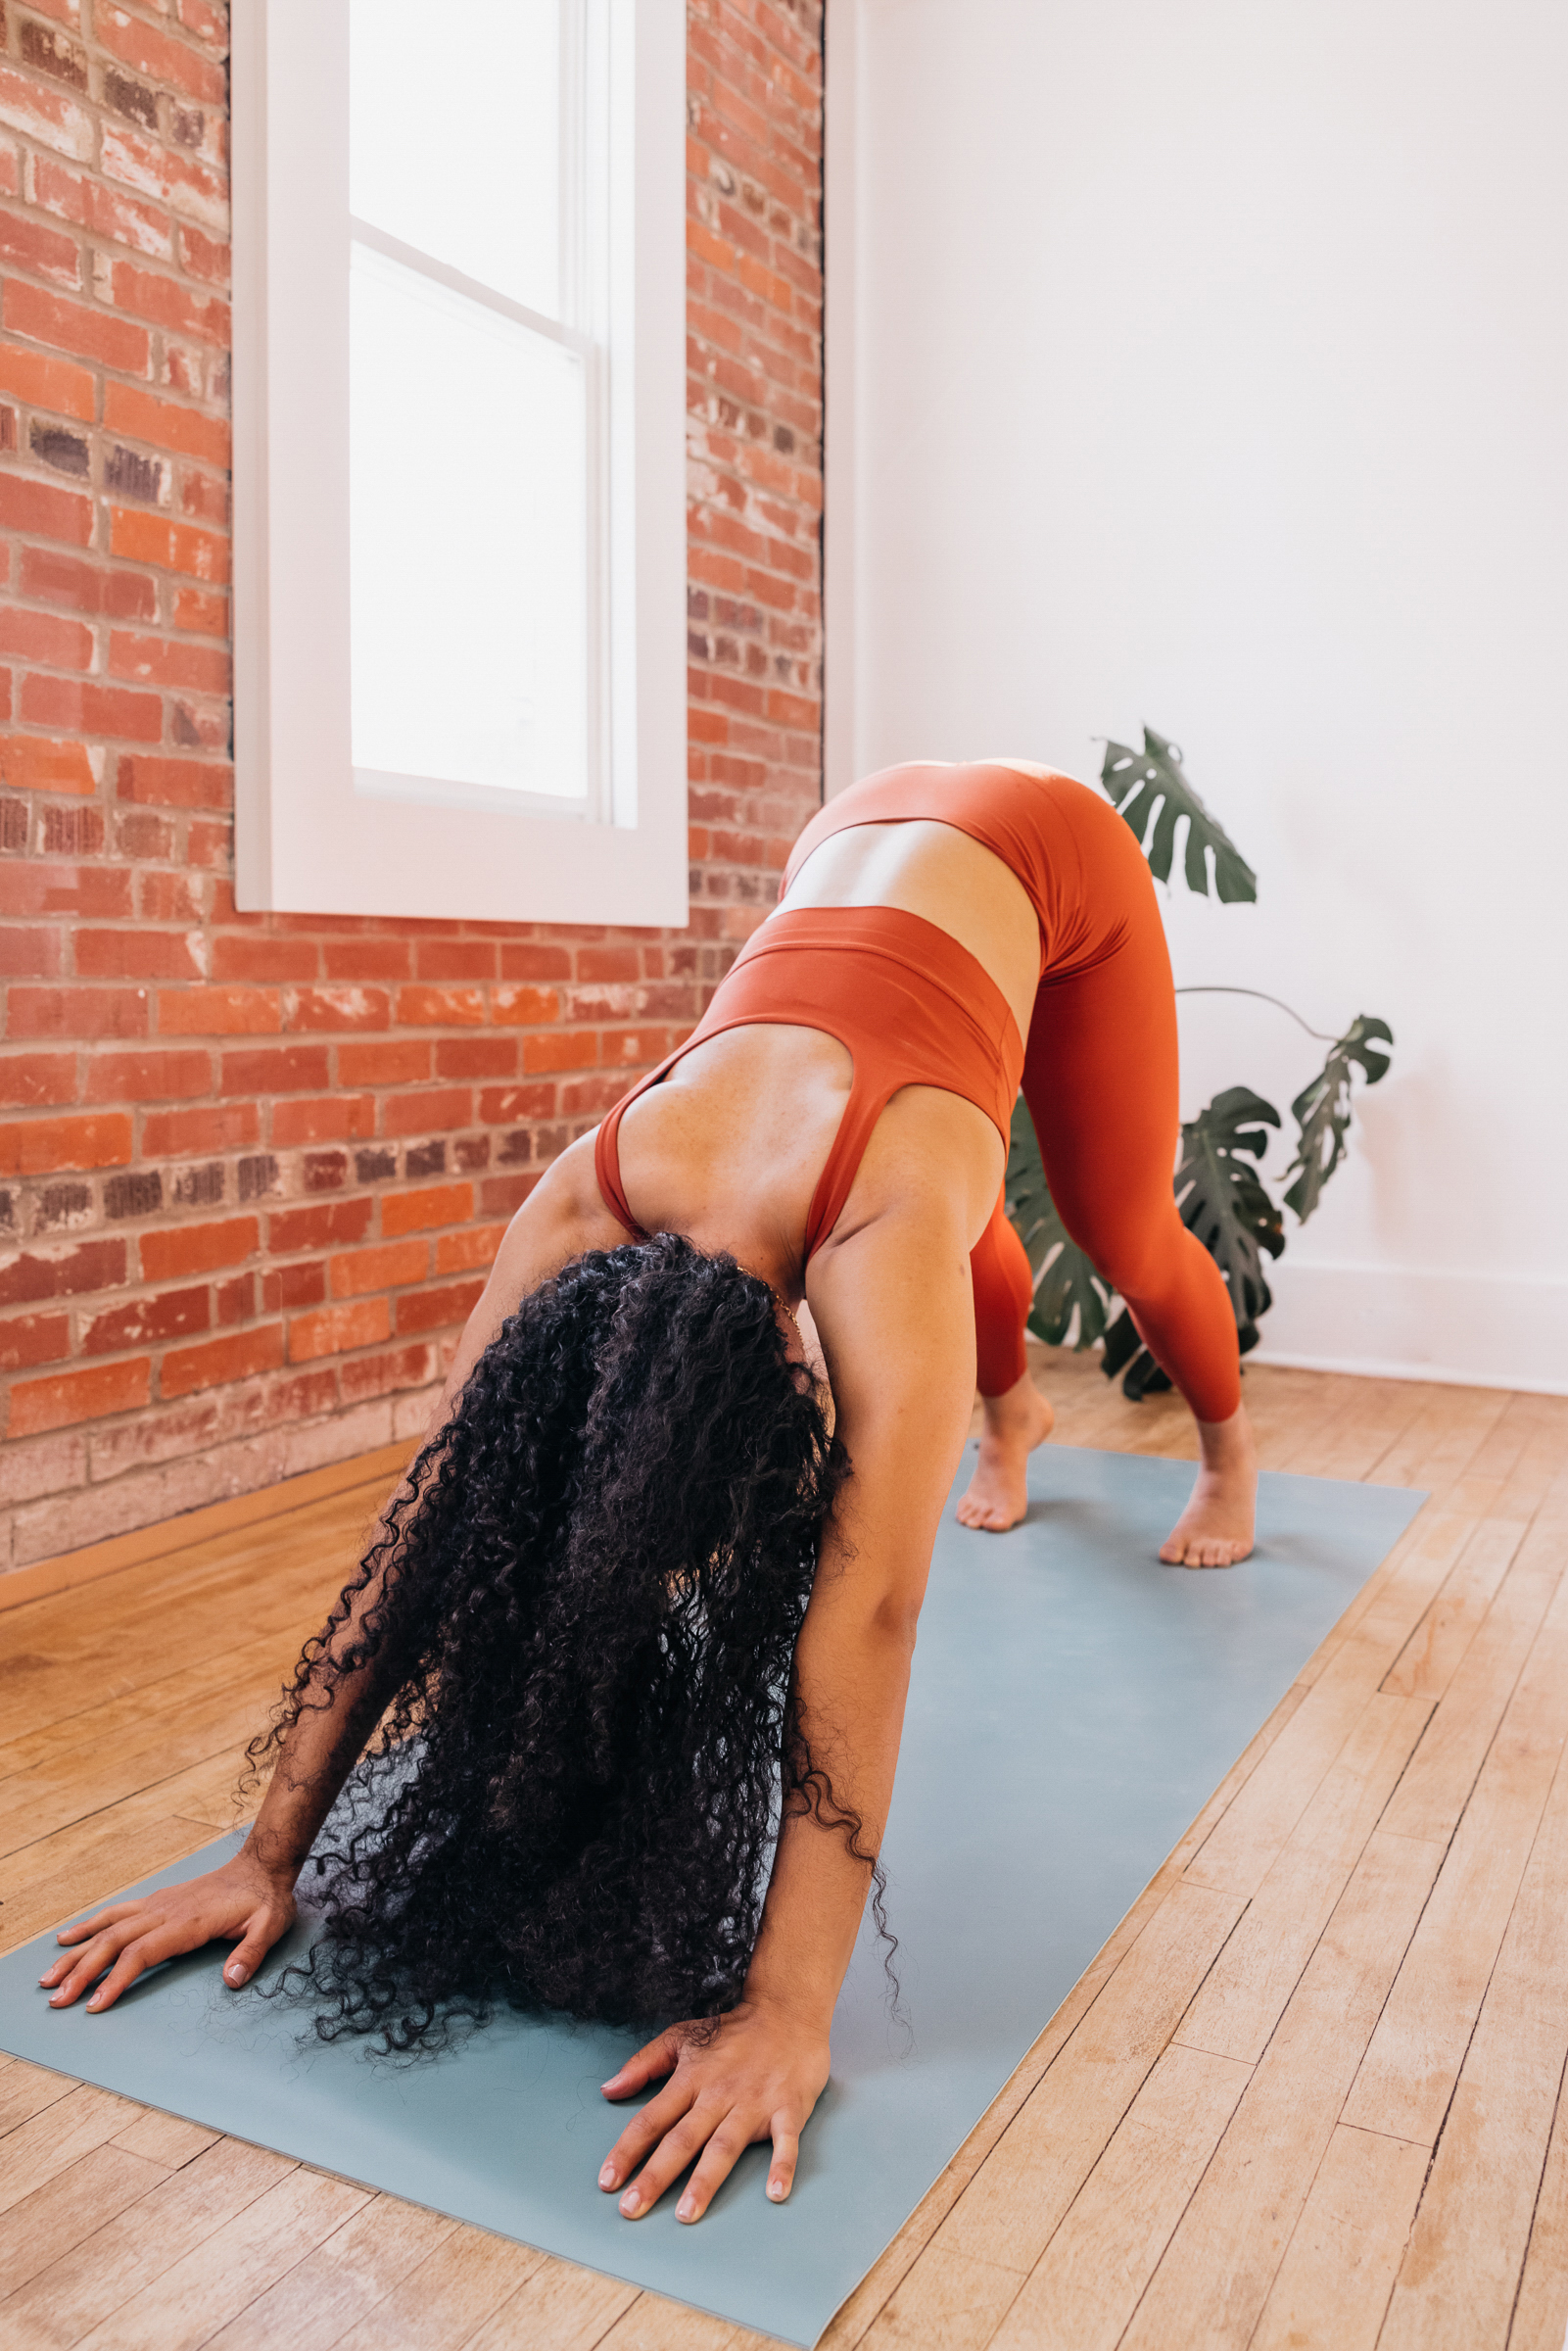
<box><xmin>40</xmin><ymin>1138</ymin><xmax>627</xmax><ymax>2016</ymax></box>
<box><xmin>597</xmin><ymin>1193</ymin><xmax>980</xmax><ymax>2221</ymax></box>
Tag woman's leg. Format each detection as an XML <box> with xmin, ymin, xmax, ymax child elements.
<box><xmin>958</xmin><ymin>1191</ymin><xmax>1054</xmax><ymax>1530</ymax></box>
<box><xmin>1020</xmin><ymin>839</ymin><xmax>1255</xmax><ymax>1564</ymax></box>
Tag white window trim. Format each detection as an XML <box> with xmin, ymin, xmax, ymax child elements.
<box><xmin>231</xmin><ymin>0</ymin><xmax>688</xmax><ymax>925</ymax></box>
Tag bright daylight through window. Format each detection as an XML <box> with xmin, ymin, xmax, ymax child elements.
<box><xmin>348</xmin><ymin>0</ymin><xmax>597</xmax><ymax>816</ymax></box>
<box><xmin>233</xmin><ymin>0</ymin><xmax>685</xmax><ymax>924</ymax></box>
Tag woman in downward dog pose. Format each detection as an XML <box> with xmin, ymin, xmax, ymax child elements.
<box><xmin>39</xmin><ymin>763</ymin><xmax>1255</xmax><ymax>2226</ymax></box>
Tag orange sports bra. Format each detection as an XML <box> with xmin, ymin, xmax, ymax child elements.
<box><xmin>594</xmin><ymin>907</ymin><xmax>1023</xmax><ymax>1261</ymax></box>
<box><xmin>594</xmin><ymin>762</ymin><xmax>1118</xmax><ymax>1260</ymax></box>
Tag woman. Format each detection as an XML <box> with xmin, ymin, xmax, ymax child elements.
<box><xmin>39</xmin><ymin>762</ymin><xmax>1256</xmax><ymax>2228</ymax></box>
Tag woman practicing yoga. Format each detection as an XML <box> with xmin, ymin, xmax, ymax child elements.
<box><xmin>39</xmin><ymin>761</ymin><xmax>1256</xmax><ymax>2228</ymax></box>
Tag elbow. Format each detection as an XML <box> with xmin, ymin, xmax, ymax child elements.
<box><xmin>866</xmin><ymin>1591</ymin><xmax>924</xmax><ymax>1654</ymax></box>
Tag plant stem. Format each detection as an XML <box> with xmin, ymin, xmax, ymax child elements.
<box><xmin>1173</xmin><ymin>985</ymin><xmax>1337</xmax><ymax>1042</ymax></box>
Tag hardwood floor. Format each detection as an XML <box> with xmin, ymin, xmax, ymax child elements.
<box><xmin>3</xmin><ymin>1352</ymin><xmax>1566</xmax><ymax>2349</ymax></box>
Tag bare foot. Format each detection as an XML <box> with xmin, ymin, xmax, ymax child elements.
<box><xmin>957</xmin><ymin>1374</ymin><xmax>1055</xmax><ymax>1532</ymax></box>
<box><xmin>1161</xmin><ymin>1404</ymin><xmax>1257</xmax><ymax>1567</ymax></box>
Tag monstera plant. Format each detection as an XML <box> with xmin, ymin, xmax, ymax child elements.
<box><xmin>1005</xmin><ymin>729</ymin><xmax>1394</xmax><ymax>1399</ymax></box>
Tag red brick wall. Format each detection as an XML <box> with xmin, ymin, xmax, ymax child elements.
<box><xmin>0</xmin><ymin>0</ymin><xmax>824</xmax><ymax>1574</ymax></box>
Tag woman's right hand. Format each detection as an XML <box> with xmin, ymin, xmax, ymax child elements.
<box><xmin>37</xmin><ymin>1847</ymin><xmax>299</xmax><ymax>2014</ymax></box>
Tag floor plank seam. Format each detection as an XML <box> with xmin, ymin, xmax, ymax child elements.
<box><xmin>1503</xmin><ymin>2041</ymin><xmax>1568</xmax><ymax>2351</ymax></box>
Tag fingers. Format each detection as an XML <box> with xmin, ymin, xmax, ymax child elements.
<box><xmin>42</xmin><ymin>1915</ymin><xmax>160</xmax><ymax>2005</ymax></box>
<box><xmin>766</xmin><ymin>2118</ymin><xmax>801</xmax><ymax>2205</ymax></box>
<box><xmin>221</xmin><ymin>1910</ymin><xmax>281</xmax><ymax>1990</ymax></box>
<box><xmin>598</xmin><ymin>2076</ymin><xmax>693</xmax><ymax>2193</ymax></box>
<box><xmin>618</xmin><ymin>2101</ymin><xmax>735</xmax><ymax>2220</ymax></box>
<box><xmin>673</xmin><ymin>2117</ymin><xmax>765</xmax><ymax>2223</ymax></box>
<box><xmin>600</xmin><ymin>2026</ymin><xmax>684</xmax><ymax>2101</ymax></box>
<box><xmin>51</xmin><ymin>1900</ymin><xmax>142</xmax><ymax>1952</ymax></box>
<box><xmin>79</xmin><ymin>1922</ymin><xmax>191</xmax><ymax>2013</ymax></box>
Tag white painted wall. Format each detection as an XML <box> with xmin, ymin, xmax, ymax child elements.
<box><xmin>826</xmin><ymin>0</ymin><xmax>1568</xmax><ymax>1392</ymax></box>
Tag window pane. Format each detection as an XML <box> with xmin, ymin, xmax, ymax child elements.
<box><xmin>349</xmin><ymin>0</ymin><xmax>561</xmax><ymax>319</ymax></box>
<box><xmin>349</xmin><ymin>243</ymin><xmax>589</xmax><ymax>802</ymax></box>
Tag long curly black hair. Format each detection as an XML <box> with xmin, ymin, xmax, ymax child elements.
<box><xmin>248</xmin><ymin>1233</ymin><xmax>865</xmax><ymax>2051</ymax></box>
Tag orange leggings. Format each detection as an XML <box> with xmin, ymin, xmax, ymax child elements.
<box><xmin>971</xmin><ymin>906</ymin><xmax>1241</xmax><ymax>1424</ymax></box>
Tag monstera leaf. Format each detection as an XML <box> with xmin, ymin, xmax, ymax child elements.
<box><xmin>1101</xmin><ymin>1086</ymin><xmax>1285</xmax><ymax>1399</ymax></box>
<box><xmin>1282</xmin><ymin>1016</ymin><xmax>1394</xmax><ymax>1225</ymax></box>
<box><xmin>1004</xmin><ymin>1097</ymin><xmax>1116</xmax><ymax>1348</ymax></box>
<box><xmin>1099</xmin><ymin>729</ymin><xmax>1258</xmax><ymax>902</ymax></box>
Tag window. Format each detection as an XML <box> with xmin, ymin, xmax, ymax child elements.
<box><xmin>232</xmin><ymin>0</ymin><xmax>686</xmax><ymax>923</ymax></box>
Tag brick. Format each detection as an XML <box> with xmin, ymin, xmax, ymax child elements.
<box><xmin>436</xmin><ymin>1036</ymin><xmax>516</xmax><ymax>1080</ymax></box>
<box><xmin>76</xmin><ymin>929</ymin><xmax>205</xmax><ymax>981</ymax></box>
<box><xmin>0</xmin><ymin>341</ymin><xmax>94</xmax><ymax>419</ymax></box>
<box><xmin>208</xmin><ymin>935</ymin><xmax>318</xmax><ymax>983</ymax></box>
<box><xmin>270</xmin><ymin>1095</ymin><xmax>376</xmax><ymax>1147</ymax></box>
<box><xmin>492</xmin><ymin>984</ymin><xmax>561</xmax><ymax>1026</ymax></box>
<box><xmin>380</xmin><ymin>1087</ymin><xmax>471</xmax><ymax>1140</ymax></box>
<box><xmin>22</xmin><ymin>675</ymin><xmax>163</xmax><ymax>741</ymax></box>
<box><xmin>0</xmin><ymin>64</ymin><xmax>93</xmax><ymax>162</ymax></box>
<box><xmin>176</xmin><ymin>220</ymin><xmax>228</xmax><ymax>284</ymax></box>
<box><xmin>104</xmin><ymin>442</ymin><xmax>164</xmax><ymax>502</ymax></box>
<box><xmin>414</xmin><ymin>941</ymin><xmax>496</xmax><ymax>982</ymax></box>
<box><xmin>162</xmin><ymin>1323</ymin><xmax>285</xmax><ymax>1399</ymax></box>
<box><xmin>21</xmin><ymin>549</ymin><xmax>157</xmax><ymax>622</ymax></box>
<box><xmin>108</xmin><ymin>507</ymin><xmax>229</xmax><ymax>581</ymax></box>
<box><xmin>104</xmin><ymin>1167</ymin><xmax>162</xmax><ymax>1218</ymax></box>
<box><xmin>4</xmin><ymin>279</ymin><xmax>149</xmax><ymax>373</ymax></box>
<box><xmin>522</xmin><ymin>1032</ymin><xmax>599</xmax><ymax>1075</ymax></box>
<box><xmin>394</xmin><ymin>985</ymin><xmax>486</xmax><ymax>1029</ymax></box>
<box><xmin>109</xmin><ymin>631</ymin><xmax>231</xmax><ymax>694</ymax></box>
<box><xmin>142</xmin><ymin>1102</ymin><xmax>260</xmax><ymax>1157</ymax></box>
<box><xmin>83</xmin><ymin>1282</ymin><xmax>209</xmax><ymax>1355</ymax></box>
<box><xmin>186</xmin><ymin>818</ymin><xmax>230</xmax><ymax>867</ymax></box>
<box><xmin>499</xmin><ymin>943</ymin><xmax>572</xmax><ymax>982</ymax></box>
<box><xmin>0</xmin><ymin>1051</ymin><xmax>76</xmax><ymax>1107</ymax></box>
<box><xmin>0</xmin><ymin>1311</ymin><xmax>71</xmax><ymax>1370</ymax></box>
<box><xmin>218</xmin><ymin>1047</ymin><xmax>328</xmax><ymax>1096</ymax></box>
<box><xmin>2</xmin><ymin>872</ymin><xmax>137</xmax><ymax>942</ymax></box>
<box><xmin>0</xmin><ymin>1237</ymin><xmax>125</xmax><ymax>1307</ymax></box>
<box><xmin>340</xmin><ymin>1341</ymin><xmax>438</xmax><ymax>1406</ymax></box>
<box><xmin>404</xmin><ymin>1139</ymin><xmax>446</xmax><ymax>1179</ymax></box>
<box><xmin>101</xmin><ymin>379</ymin><xmax>229</xmax><ymax>468</ymax></box>
<box><xmin>100</xmin><ymin>123</ymin><xmax>226</xmax><ymax>233</ymax></box>
<box><xmin>284</xmin><ymin>986</ymin><xmax>391</xmax><ymax>1033</ymax></box>
<box><xmin>288</xmin><ymin>1296</ymin><xmax>390</xmax><ymax>1363</ymax></box>
<box><xmin>329</xmin><ymin>1239</ymin><xmax>428</xmax><ymax>1298</ymax></box>
<box><xmin>138</xmin><ymin>871</ymin><xmax>203</xmax><ymax>923</ymax></box>
<box><xmin>172</xmin><ymin>586</ymin><xmax>226</xmax><ymax>635</ymax></box>
<box><xmin>0</xmin><ymin>925</ymin><xmax>62</xmax><ymax>978</ymax></box>
<box><xmin>9</xmin><ymin>1356</ymin><xmax>151</xmax><ymax>1436</ymax></box>
<box><xmin>435</xmin><ymin>1223</ymin><xmax>507</xmax><ymax>1275</ymax></box>
<box><xmin>477</xmin><ymin>1082</ymin><xmax>558</xmax><ymax>1124</ymax></box>
<box><xmin>261</xmin><ymin>1260</ymin><xmax>325</xmax><ymax>1312</ymax></box>
<box><xmin>0</xmin><ymin>203</ymin><xmax>80</xmax><ymax>286</ymax></box>
<box><xmin>267</xmin><ymin>1199</ymin><xmax>373</xmax><ymax>1253</ymax></box>
<box><xmin>157</xmin><ymin>987</ymin><xmax>280</xmax><ymax>1035</ymax></box>
<box><xmin>116</xmin><ymin>753</ymin><xmax>232</xmax><ymax>811</ymax></box>
<box><xmin>337</xmin><ymin>1039</ymin><xmax>430</xmax><ymax>1086</ymax></box>
<box><xmin>97</xmin><ymin>7</ymin><xmax>227</xmax><ymax>105</ymax></box>
<box><xmin>481</xmin><ymin>1173</ymin><xmax>538</xmax><ymax>1218</ymax></box>
<box><xmin>321</xmin><ymin>939</ymin><xmax>412</xmax><ymax>983</ymax></box>
<box><xmin>0</xmin><ymin>606</ymin><xmax>93</xmax><ymax>668</ymax></box>
<box><xmin>0</xmin><ymin>1112</ymin><xmax>132</xmax><ymax>1176</ymax></box>
<box><xmin>19</xmin><ymin>20</ymin><xmax>88</xmax><ymax>92</ymax></box>
<box><xmin>110</xmin><ymin>260</ymin><xmax>228</xmax><ymax>346</ymax></box>
<box><xmin>0</xmin><ymin>470</ymin><xmax>92</xmax><ymax>547</ymax></box>
<box><xmin>214</xmin><ymin>1272</ymin><xmax>252</xmax><ymax>1323</ymax></box>
<box><xmin>397</xmin><ymin>1278</ymin><xmax>485</xmax><ymax>1336</ymax></box>
<box><xmin>83</xmin><ymin>1047</ymin><xmax>210</xmax><ymax>1102</ymax></box>
<box><xmin>380</xmin><ymin>1181</ymin><xmax>473</xmax><ymax>1239</ymax></box>
<box><xmin>140</xmin><ymin>1216</ymin><xmax>257</xmax><ymax>1279</ymax></box>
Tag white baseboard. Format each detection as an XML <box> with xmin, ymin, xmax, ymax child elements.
<box><xmin>1250</xmin><ymin>1262</ymin><xmax>1568</xmax><ymax>1397</ymax></box>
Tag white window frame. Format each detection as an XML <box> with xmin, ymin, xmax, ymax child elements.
<box><xmin>231</xmin><ymin>0</ymin><xmax>688</xmax><ymax>925</ymax></box>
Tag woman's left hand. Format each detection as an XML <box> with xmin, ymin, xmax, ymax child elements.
<box><xmin>597</xmin><ymin>1998</ymin><xmax>831</xmax><ymax>2221</ymax></box>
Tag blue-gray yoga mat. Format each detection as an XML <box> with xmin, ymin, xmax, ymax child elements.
<box><xmin>0</xmin><ymin>1446</ymin><xmax>1424</xmax><ymax>2346</ymax></box>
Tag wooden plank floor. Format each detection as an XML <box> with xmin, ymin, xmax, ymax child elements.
<box><xmin>4</xmin><ymin>1352</ymin><xmax>1568</xmax><ymax>2349</ymax></box>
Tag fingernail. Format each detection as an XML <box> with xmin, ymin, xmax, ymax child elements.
<box><xmin>85</xmin><ymin>1993</ymin><xmax>102</xmax><ymax>2010</ymax></box>
<box><xmin>598</xmin><ymin>2165</ymin><xmax>616</xmax><ymax>2188</ymax></box>
<box><xmin>620</xmin><ymin>2191</ymin><xmax>641</xmax><ymax>2216</ymax></box>
<box><xmin>677</xmin><ymin>2194</ymin><xmax>695</xmax><ymax>2221</ymax></box>
<box><xmin>48</xmin><ymin>1991</ymin><xmax>66</xmax><ymax>2006</ymax></box>
<box><xmin>225</xmin><ymin>1964</ymin><xmax>245</xmax><ymax>1985</ymax></box>
<box><xmin>600</xmin><ymin>2074</ymin><xmax>621</xmax><ymax>2091</ymax></box>
<box><xmin>769</xmin><ymin>2177</ymin><xmax>786</xmax><ymax>2199</ymax></box>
